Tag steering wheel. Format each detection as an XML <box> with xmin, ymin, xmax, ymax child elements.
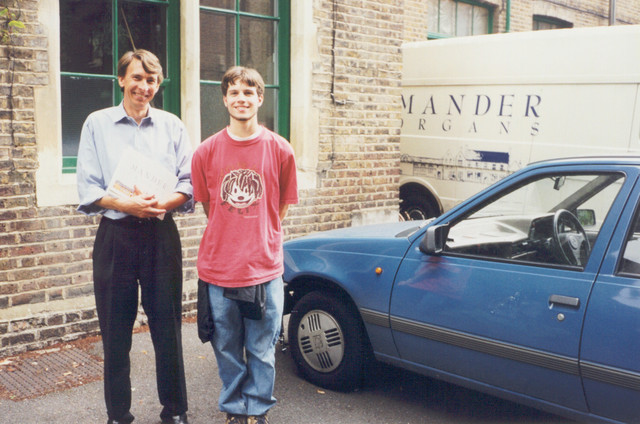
<box><xmin>552</xmin><ymin>209</ymin><xmax>591</xmax><ymax>266</ymax></box>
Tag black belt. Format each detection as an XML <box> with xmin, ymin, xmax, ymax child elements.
<box><xmin>103</xmin><ymin>214</ymin><xmax>171</xmax><ymax>226</ymax></box>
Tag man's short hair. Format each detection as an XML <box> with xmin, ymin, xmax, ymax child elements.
<box><xmin>221</xmin><ymin>66</ymin><xmax>265</xmax><ymax>97</ymax></box>
<box><xmin>117</xmin><ymin>49</ymin><xmax>164</xmax><ymax>86</ymax></box>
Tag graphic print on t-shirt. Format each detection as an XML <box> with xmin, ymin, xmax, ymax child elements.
<box><xmin>220</xmin><ymin>169</ymin><xmax>264</xmax><ymax>213</ymax></box>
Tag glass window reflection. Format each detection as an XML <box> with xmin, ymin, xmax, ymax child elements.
<box><xmin>60</xmin><ymin>0</ymin><xmax>112</xmax><ymax>74</ymax></box>
<box><xmin>60</xmin><ymin>0</ymin><xmax>174</xmax><ymax>172</ymax></box>
<box><xmin>61</xmin><ymin>76</ymin><xmax>114</xmax><ymax>157</ymax></box>
<box><xmin>429</xmin><ymin>0</ymin><xmax>492</xmax><ymax>38</ymax></box>
<box><xmin>240</xmin><ymin>0</ymin><xmax>276</xmax><ymax>16</ymax></box>
<box><xmin>199</xmin><ymin>0</ymin><xmax>286</xmax><ymax>137</ymax></box>
<box><xmin>200</xmin><ymin>0</ymin><xmax>235</xmax><ymax>9</ymax></box>
<box><xmin>473</xmin><ymin>7</ymin><xmax>489</xmax><ymax>34</ymax></box>
<box><xmin>119</xmin><ymin>2</ymin><xmax>167</xmax><ymax>70</ymax></box>
<box><xmin>201</xmin><ymin>11</ymin><xmax>236</xmax><ymax>81</ymax></box>
<box><xmin>456</xmin><ymin>3</ymin><xmax>473</xmax><ymax>37</ymax></box>
<box><xmin>200</xmin><ymin>84</ymin><xmax>228</xmax><ymax>139</ymax></box>
<box><xmin>258</xmin><ymin>88</ymin><xmax>276</xmax><ymax>130</ymax></box>
<box><xmin>239</xmin><ymin>17</ymin><xmax>276</xmax><ymax>84</ymax></box>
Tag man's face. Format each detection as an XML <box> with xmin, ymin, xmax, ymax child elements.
<box><xmin>223</xmin><ymin>80</ymin><xmax>263</xmax><ymax>123</ymax></box>
<box><xmin>118</xmin><ymin>58</ymin><xmax>160</xmax><ymax>111</ymax></box>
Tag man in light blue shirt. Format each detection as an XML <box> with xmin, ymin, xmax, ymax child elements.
<box><xmin>76</xmin><ymin>49</ymin><xmax>191</xmax><ymax>424</ymax></box>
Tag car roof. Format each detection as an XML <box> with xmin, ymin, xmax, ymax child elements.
<box><xmin>528</xmin><ymin>156</ymin><xmax>640</xmax><ymax>168</ymax></box>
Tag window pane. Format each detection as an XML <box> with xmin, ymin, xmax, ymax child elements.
<box><xmin>201</xmin><ymin>11</ymin><xmax>236</xmax><ymax>81</ymax></box>
<box><xmin>60</xmin><ymin>0</ymin><xmax>112</xmax><ymax>74</ymax></box>
<box><xmin>199</xmin><ymin>0</ymin><xmax>287</xmax><ymax>138</ymax></box>
<box><xmin>439</xmin><ymin>0</ymin><xmax>455</xmax><ymax>36</ymax></box>
<box><xmin>240</xmin><ymin>0</ymin><xmax>276</xmax><ymax>16</ymax></box>
<box><xmin>200</xmin><ymin>0</ymin><xmax>235</xmax><ymax>9</ymax></box>
<box><xmin>427</xmin><ymin>0</ymin><xmax>439</xmax><ymax>33</ymax></box>
<box><xmin>456</xmin><ymin>2</ymin><xmax>472</xmax><ymax>36</ymax></box>
<box><xmin>535</xmin><ymin>20</ymin><xmax>554</xmax><ymax>30</ymax></box>
<box><xmin>152</xmin><ymin>89</ymin><xmax>164</xmax><ymax>110</ymax></box>
<box><xmin>445</xmin><ymin>173</ymin><xmax>624</xmax><ymax>267</ymax></box>
<box><xmin>620</xmin><ymin>211</ymin><xmax>640</xmax><ymax>275</ymax></box>
<box><xmin>60</xmin><ymin>0</ymin><xmax>176</xmax><ymax>171</ymax></box>
<box><xmin>61</xmin><ymin>76</ymin><xmax>114</xmax><ymax>157</ymax></box>
<box><xmin>119</xmin><ymin>1</ymin><xmax>167</xmax><ymax>70</ymax></box>
<box><xmin>258</xmin><ymin>87</ymin><xmax>276</xmax><ymax>131</ymax></box>
<box><xmin>239</xmin><ymin>16</ymin><xmax>276</xmax><ymax>84</ymax></box>
<box><xmin>472</xmin><ymin>6</ymin><xmax>489</xmax><ymax>35</ymax></box>
<box><xmin>200</xmin><ymin>84</ymin><xmax>228</xmax><ymax>138</ymax></box>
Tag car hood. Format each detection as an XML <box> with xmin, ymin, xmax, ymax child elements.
<box><xmin>284</xmin><ymin>220</ymin><xmax>427</xmax><ymax>256</ymax></box>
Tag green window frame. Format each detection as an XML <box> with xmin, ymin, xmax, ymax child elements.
<box><xmin>199</xmin><ymin>1</ymin><xmax>290</xmax><ymax>139</ymax></box>
<box><xmin>427</xmin><ymin>0</ymin><xmax>493</xmax><ymax>39</ymax></box>
<box><xmin>60</xmin><ymin>0</ymin><xmax>180</xmax><ymax>174</ymax></box>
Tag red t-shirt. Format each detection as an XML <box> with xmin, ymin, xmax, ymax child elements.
<box><xmin>191</xmin><ymin>127</ymin><xmax>298</xmax><ymax>287</ymax></box>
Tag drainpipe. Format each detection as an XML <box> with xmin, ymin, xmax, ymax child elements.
<box><xmin>505</xmin><ymin>0</ymin><xmax>511</xmax><ymax>32</ymax></box>
<box><xmin>609</xmin><ymin>0</ymin><xmax>616</xmax><ymax>25</ymax></box>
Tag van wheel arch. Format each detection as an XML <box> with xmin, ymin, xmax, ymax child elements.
<box><xmin>400</xmin><ymin>183</ymin><xmax>440</xmax><ymax>220</ymax></box>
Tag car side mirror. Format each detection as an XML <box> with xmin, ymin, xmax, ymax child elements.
<box><xmin>577</xmin><ymin>209</ymin><xmax>596</xmax><ymax>227</ymax></box>
<box><xmin>419</xmin><ymin>224</ymin><xmax>449</xmax><ymax>254</ymax></box>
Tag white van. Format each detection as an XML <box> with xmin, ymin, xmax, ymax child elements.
<box><xmin>400</xmin><ymin>25</ymin><xmax>640</xmax><ymax>219</ymax></box>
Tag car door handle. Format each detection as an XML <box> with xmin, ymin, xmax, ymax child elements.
<box><xmin>549</xmin><ymin>294</ymin><xmax>580</xmax><ymax>309</ymax></box>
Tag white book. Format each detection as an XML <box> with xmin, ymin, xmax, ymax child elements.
<box><xmin>107</xmin><ymin>146</ymin><xmax>178</xmax><ymax>220</ymax></box>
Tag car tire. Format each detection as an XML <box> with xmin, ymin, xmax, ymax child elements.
<box><xmin>288</xmin><ymin>291</ymin><xmax>367</xmax><ymax>392</ymax></box>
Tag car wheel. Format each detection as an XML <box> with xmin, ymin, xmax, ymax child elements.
<box><xmin>288</xmin><ymin>291</ymin><xmax>367</xmax><ymax>392</ymax></box>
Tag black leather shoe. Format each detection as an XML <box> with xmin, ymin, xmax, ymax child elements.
<box><xmin>107</xmin><ymin>411</ymin><xmax>135</xmax><ymax>424</ymax></box>
<box><xmin>162</xmin><ymin>414</ymin><xmax>189</xmax><ymax>424</ymax></box>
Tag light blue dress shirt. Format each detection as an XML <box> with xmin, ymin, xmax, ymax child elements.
<box><xmin>76</xmin><ymin>103</ymin><xmax>194</xmax><ymax>219</ymax></box>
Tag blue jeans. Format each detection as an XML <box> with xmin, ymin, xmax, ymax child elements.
<box><xmin>207</xmin><ymin>277</ymin><xmax>284</xmax><ymax>416</ymax></box>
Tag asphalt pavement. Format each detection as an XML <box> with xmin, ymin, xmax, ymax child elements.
<box><xmin>0</xmin><ymin>320</ymin><xmax>572</xmax><ymax>424</ymax></box>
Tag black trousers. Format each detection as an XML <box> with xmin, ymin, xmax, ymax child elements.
<box><xmin>93</xmin><ymin>215</ymin><xmax>188</xmax><ymax>422</ymax></box>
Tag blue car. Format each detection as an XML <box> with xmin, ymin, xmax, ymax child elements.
<box><xmin>283</xmin><ymin>157</ymin><xmax>640</xmax><ymax>424</ymax></box>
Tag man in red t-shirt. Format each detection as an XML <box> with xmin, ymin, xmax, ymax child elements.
<box><xmin>191</xmin><ymin>67</ymin><xmax>298</xmax><ymax>424</ymax></box>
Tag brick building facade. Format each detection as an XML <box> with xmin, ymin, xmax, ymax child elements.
<box><xmin>1</xmin><ymin>0</ymin><xmax>639</xmax><ymax>356</ymax></box>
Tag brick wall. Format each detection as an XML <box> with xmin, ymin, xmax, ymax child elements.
<box><xmin>504</xmin><ymin>0</ymin><xmax>640</xmax><ymax>32</ymax></box>
<box><xmin>0</xmin><ymin>0</ymin><xmax>72</xmax><ymax>355</ymax></box>
<box><xmin>284</xmin><ymin>0</ymin><xmax>405</xmax><ymax>238</ymax></box>
<box><xmin>403</xmin><ymin>0</ymin><xmax>429</xmax><ymax>42</ymax></box>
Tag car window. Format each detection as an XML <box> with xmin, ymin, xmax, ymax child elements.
<box><xmin>619</xmin><ymin>206</ymin><xmax>640</xmax><ymax>276</ymax></box>
<box><xmin>444</xmin><ymin>172</ymin><xmax>624</xmax><ymax>268</ymax></box>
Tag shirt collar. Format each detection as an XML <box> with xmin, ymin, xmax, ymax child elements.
<box><xmin>226</xmin><ymin>126</ymin><xmax>263</xmax><ymax>141</ymax></box>
<box><xmin>110</xmin><ymin>102</ymin><xmax>155</xmax><ymax>125</ymax></box>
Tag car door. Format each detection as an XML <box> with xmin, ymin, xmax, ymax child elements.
<box><xmin>389</xmin><ymin>165</ymin><xmax>636</xmax><ymax>412</ymax></box>
<box><xmin>580</xmin><ymin>179</ymin><xmax>640</xmax><ymax>424</ymax></box>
